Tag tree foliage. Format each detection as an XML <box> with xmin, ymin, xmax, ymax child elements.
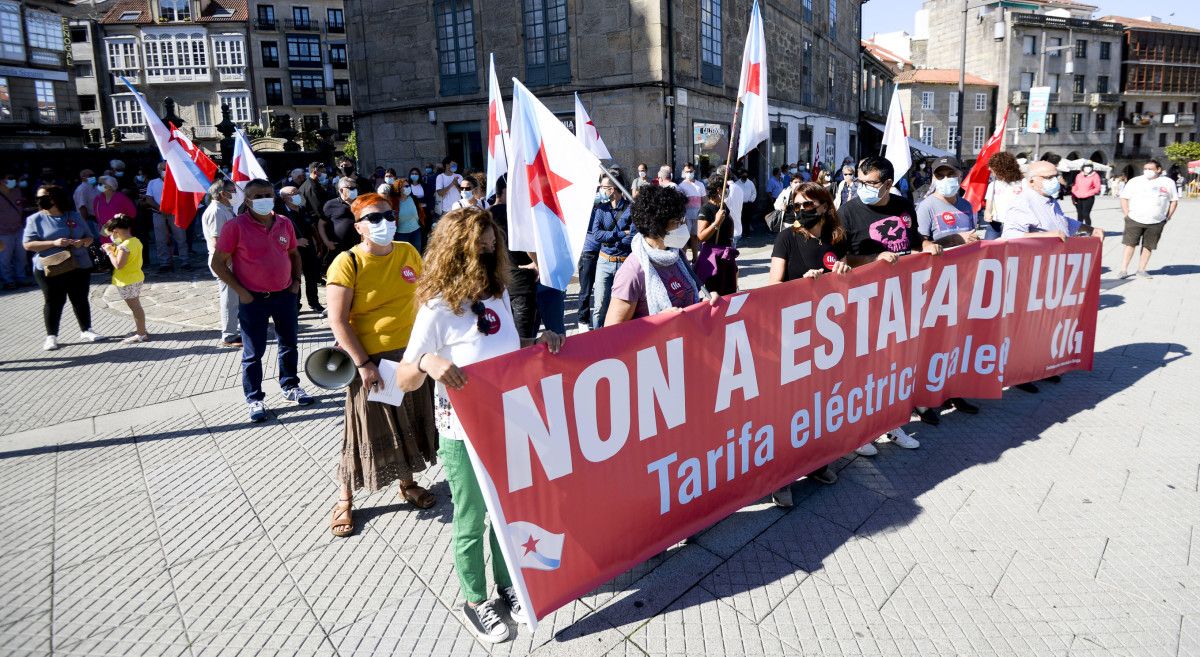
<box><xmin>1164</xmin><ymin>141</ymin><xmax>1200</xmax><ymax>164</ymax></box>
<box><xmin>343</xmin><ymin>130</ymin><xmax>358</xmax><ymax>161</ymax></box>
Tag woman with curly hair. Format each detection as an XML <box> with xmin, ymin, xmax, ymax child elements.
<box><xmin>984</xmin><ymin>151</ymin><xmax>1024</xmax><ymax>232</ymax></box>
<box><xmin>397</xmin><ymin>206</ymin><xmax>563</xmax><ymax>643</ymax></box>
<box><xmin>604</xmin><ymin>185</ymin><xmax>720</xmax><ymax>326</ymax></box>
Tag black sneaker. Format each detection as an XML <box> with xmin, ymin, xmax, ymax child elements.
<box><xmin>1044</xmin><ymin>375</ymin><xmax>1062</xmax><ymax>384</ymax></box>
<box><xmin>499</xmin><ymin>586</ymin><xmax>529</xmax><ymax>626</ymax></box>
<box><xmin>462</xmin><ymin>600</ymin><xmax>510</xmax><ymax>643</ymax></box>
<box><xmin>917</xmin><ymin>407</ymin><xmax>941</xmax><ymax>426</ymax></box>
<box><xmin>1016</xmin><ymin>382</ymin><xmax>1039</xmax><ymax>393</ymax></box>
<box><xmin>948</xmin><ymin>397</ymin><xmax>979</xmax><ymax>414</ymax></box>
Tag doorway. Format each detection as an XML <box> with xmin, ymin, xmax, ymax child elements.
<box><xmin>446</xmin><ymin>121</ymin><xmax>483</xmax><ymax>172</ymax></box>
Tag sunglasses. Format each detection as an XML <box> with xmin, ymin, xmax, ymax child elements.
<box><xmin>469</xmin><ymin>301</ymin><xmax>490</xmax><ymax>334</ymax></box>
<box><xmin>357</xmin><ymin>210</ymin><xmax>396</xmax><ymax>224</ymax></box>
<box><xmin>459</xmin><ymin>186</ymin><xmax>473</xmax><ymax>191</ymax></box>
<box><xmin>793</xmin><ymin>200</ymin><xmax>817</xmax><ymax>210</ymax></box>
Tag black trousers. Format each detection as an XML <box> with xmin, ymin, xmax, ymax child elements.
<box><xmin>298</xmin><ymin>246</ymin><xmax>323</xmax><ymax>309</ymax></box>
<box><xmin>1075</xmin><ymin>195</ymin><xmax>1095</xmax><ymax>227</ymax></box>
<box><xmin>34</xmin><ymin>267</ymin><xmax>92</xmax><ymax>336</ymax></box>
<box><xmin>575</xmin><ymin>251</ymin><xmax>598</xmax><ymax>328</ymax></box>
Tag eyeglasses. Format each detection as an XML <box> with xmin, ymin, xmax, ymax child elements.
<box><xmin>357</xmin><ymin>210</ymin><xmax>396</xmax><ymax>224</ymax></box>
<box><xmin>859</xmin><ymin>178</ymin><xmax>890</xmax><ymax>190</ymax></box>
<box><xmin>793</xmin><ymin>200</ymin><xmax>817</xmax><ymax>210</ymax></box>
<box><xmin>469</xmin><ymin>301</ymin><xmax>490</xmax><ymax>334</ymax></box>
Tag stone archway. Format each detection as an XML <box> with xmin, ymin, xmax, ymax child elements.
<box><xmin>1066</xmin><ymin>151</ymin><xmax>1081</xmax><ymax>161</ymax></box>
<box><xmin>1089</xmin><ymin>150</ymin><xmax>1107</xmax><ymax>164</ymax></box>
<box><xmin>1041</xmin><ymin>151</ymin><xmax>1061</xmax><ymax>165</ymax></box>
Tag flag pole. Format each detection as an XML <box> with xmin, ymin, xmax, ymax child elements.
<box><xmin>599</xmin><ymin>164</ymin><xmax>632</xmax><ymax>200</ymax></box>
<box><xmin>718</xmin><ymin>95</ymin><xmax>743</xmax><ymax>209</ymax></box>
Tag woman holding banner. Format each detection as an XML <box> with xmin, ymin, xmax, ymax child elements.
<box><xmin>397</xmin><ymin>206</ymin><xmax>563</xmax><ymax>643</ymax></box>
<box><xmin>766</xmin><ymin>182</ymin><xmax>849</xmax><ymax>505</ymax></box>
<box><xmin>605</xmin><ymin>186</ymin><xmax>719</xmax><ymax>326</ymax></box>
<box><xmin>324</xmin><ymin>193</ymin><xmax>438</xmax><ymax>539</ymax></box>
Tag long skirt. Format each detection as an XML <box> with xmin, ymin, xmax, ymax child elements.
<box><xmin>339</xmin><ymin>348</ymin><xmax>438</xmax><ymax>492</ymax></box>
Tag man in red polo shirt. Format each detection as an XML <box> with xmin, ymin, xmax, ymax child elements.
<box><xmin>211</xmin><ymin>178</ymin><xmax>314</xmax><ymax>422</ymax></box>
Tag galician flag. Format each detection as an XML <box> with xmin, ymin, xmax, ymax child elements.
<box><xmin>882</xmin><ymin>84</ymin><xmax>912</xmax><ymax>180</ymax></box>
<box><xmin>963</xmin><ymin>107</ymin><xmax>1010</xmax><ymax>212</ymax></box>
<box><xmin>120</xmin><ymin>77</ymin><xmax>216</xmax><ymax>228</ymax></box>
<box><xmin>573</xmin><ymin>93</ymin><xmax>610</xmax><ymax>160</ymax></box>
<box><xmin>485</xmin><ymin>53</ymin><xmax>510</xmax><ymax>200</ymax></box>
<box><xmin>231</xmin><ymin>127</ymin><xmax>268</xmax><ymax>210</ymax></box>
<box><xmin>736</xmin><ymin>0</ymin><xmax>769</xmax><ymax>159</ymax></box>
<box><xmin>507</xmin><ymin>521</ymin><xmax>565</xmax><ymax>571</ymax></box>
<box><xmin>507</xmin><ymin>78</ymin><xmax>601</xmax><ymax>291</ymax></box>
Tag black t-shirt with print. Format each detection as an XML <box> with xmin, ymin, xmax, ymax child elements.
<box><xmin>771</xmin><ymin>226</ymin><xmax>849</xmax><ymax>282</ymax></box>
<box><xmin>839</xmin><ymin>195</ymin><xmax>925</xmax><ymax>257</ymax></box>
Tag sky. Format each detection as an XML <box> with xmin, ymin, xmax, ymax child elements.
<box><xmin>862</xmin><ymin>0</ymin><xmax>1200</xmax><ymax>38</ymax></box>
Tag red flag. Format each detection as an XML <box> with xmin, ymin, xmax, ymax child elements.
<box><xmin>160</xmin><ymin>122</ymin><xmax>218</xmax><ymax>229</ymax></box>
<box><xmin>963</xmin><ymin>108</ymin><xmax>1010</xmax><ymax>213</ymax></box>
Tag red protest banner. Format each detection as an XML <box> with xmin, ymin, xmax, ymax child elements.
<box><xmin>447</xmin><ymin>237</ymin><xmax>1101</xmax><ymax>627</ymax></box>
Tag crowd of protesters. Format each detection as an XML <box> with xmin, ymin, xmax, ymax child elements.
<box><xmin>4</xmin><ymin>147</ymin><xmax>1181</xmax><ymax>644</ymax></box>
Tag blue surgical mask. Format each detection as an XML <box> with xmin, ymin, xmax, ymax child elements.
<box><xmin>251</xmin><ymin>198</ymin><xmax>275</xmax><ymax>215</ymax></box>
<box><xmin>115</xmin><ymin>171</ymin><xmax>124</xmax><ymax>178</ymax></box>
<box><xmin>345</xmin><ymin>189</ymin><xmax>358</xmax><ymax>201</ymax></box>
<box><xmin>18</xmin><ymin>180</ymin><xmax>27</xmax><ymax>188</ymax></box>
<box><xmin>596</xmin><ymin>190</ymin><xmax>611</xmax><ymax>203</ymax></box>
<box><xmin>135</xmin><ymin>175</ymin><xmax>145</xmax><ymax>183</ymax></box>
<box><xmin>449</xmin><ymin>164</ymin><xmax>458</xmax><ymax>173</ymax></box>
<box><xmin>3</xmin><ymin>179</ymin><xmax>14</xmax><ymax>189</ymax></box>
<box><xmin>410</xmin><ymin>174</ymin><xmax>420</xmax><ymax>183</ymax></box>
<box><xmin>318</xmin><ymin>173</ymin><xmax>328</xmax><ymax>184</ymax></box>
<box><xmin>367</xmin><ymin>219</ymin><xmax>397</xmax><ymax>245</ymax></box>
<box><xmin>384</xmin><ymin>176</ymin><xmax>396</xmax><ymax>185</ymax></box>
<box><xmin>856</xmin><ymin>184</ymin><xmax>882</xmax><ymax>205</ymax></box>
<box><xmin>86</xmin><ymin>176</ymin><xmax>96</xmax><ymax>185</ymax></box>
<box><xmin>1040</xmin><ymin>178</ymin><xmax>1061</xmax><ymax>198</ymax></box>
<box><xmin>935</xmin><ymin>177</ymin><xmax>961</xmax><ymax>197</ymax></box>
<box><xmin>424</xmin><ymin>167</ymin><xmax>433</xmax><ymax>175</ymax></box>
<box><xmin>461</xmin><ymin>190</ymin><xmax>473</xmax><ymax>201</ymax></box>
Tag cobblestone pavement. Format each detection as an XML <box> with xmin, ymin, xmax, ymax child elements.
<box><xmin>1</xmin><ymin>197</ymin><xmax>1198</xmax><ymax>656</ymax></box>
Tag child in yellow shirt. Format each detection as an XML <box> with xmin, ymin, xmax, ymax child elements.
<box><xmin>101</xmin><ymin>214</ymin><xmax>149</xmax><ymax>343</ymax></box>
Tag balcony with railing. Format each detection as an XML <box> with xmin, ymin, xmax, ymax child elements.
<box><xmin>80</xmin><ymin>110</ymin><xmax>102</xmax><ymax>128</ymax></box>
<box><xmin>145</xmin><ymin>69</ymin><xmax>212</xmax><ymax>84</ymax></box>
<box><xmin>217</xmin><ymin>67</ymin><xmax>246</xmax><ymax>82</ymax></box>
<box><xmin>115</xmin><ymin>126</ymin><xmax>147</xmax><ymax>141</ymax></box>
<box><xmin>326</xmin><ymin>22</ymin><xmax>344</xmax><ymax>33</ymax></box>
<box><xmin>0</xmin><ymin>108</ymin><xmax>82</xmax><ymax>126</ymax></box>
<box><xmin>283</xmin><ymin>18</ymin><xmax>320</xmax><ymax>32</ymax></box>
<box><xmin>1177</xmin><ymin>113</ymin><xmax>1196</xmax><ymax>127</ymax></box>
<box><xmin>191</xmin><ymin>126</ymin><xmax>218</xmax><ymax>139</ymax></box>
<box><xmin>1010</xmin><ymin>12</ymin><xmax>1122</xmax><ymax>34</ymax></box>
<box><xmin>254</xmin><ymin>18</ymin><xmax>276</xmax><ymax>30</ymax></box>
<box><xmin>111</xmin><ymin>71</ymin><xmax>141</xmax><ymax>85</ymax></box>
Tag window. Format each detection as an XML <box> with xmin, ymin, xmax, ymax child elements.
<box><xmin>264</xmin><ymin>77</ymin><xmax>283</xmax><ymax>104</ymax></box>
<box><xmin>803</xmin><ymin>0</ymin><xmax>813</xmax><ymax>22</ymax></box>
<box><xmin>112</xmin><ymin>94</ymin><xmax>144</xmax><ymax>129</ymax></box>
<box><xmin>142</xmin><ymin>31</ymin><xmax>210</xmax><ymax>82</ymax></box>
<box><xmin>78</xmin><ymin>94</ymin><xmax>97</xmax><ymax>111</ymax></box>
<box><xmin>0</xmin><ymin>0</ymin><xmax>26</xmax><ymax>61</ymax></box>
<box><xmin>290</xmin><ymin>71</ymin><xmax>324</xmax><ymax>104</ymax></box>
<box><xmin>337</xmin><ymin>114</ymin><xmax>353</xmax><ymax>137</ymax></box>
<box><xmin>1071</xmin><ymin>113</ymin><xmax>1083</xmax><ymax>132</ymax></box>
<box><xmin>328</xmin><ymin>43</ymin><xmax>346</xmax><ymax>68</ymax></box>
<box><xmin>1073</xmin><ymin>75</ymin><xmax>1085</xmax><ymax>94</ymax></box>
<box><xmin>212</xmin><ymin>35</ymin><xmax>245</xmax><ymax>80</ymax></box>
<box><xmin>1095</xmin><ymin>113</ymin><xmax>1106</xmax><ymax>131</ymax></box>
<box><xmin>1159</xmin><ymin>132</ymin><xmax>1167</xmax><ymax>148</ymax></box>
<box><xmin>257</xmin><ymin>4</ymin><xmax>275</xmax><ymax>28</ymax></box>
<box><xmin>217</xmin><ymin>90</ymin><xmax>251</xmax><ymax>123</ymax></box>
<box><xmin>70</xmin><ymin>25</ymin><xmax>88</xmax><ymax>43</ymax></box>
<box><xmin>34</xmin><ymin>80</ymin><xmax>56</xmax><ymax>123</ymax></box>
<box><xmin>921</xmin><ymin>91</ymin><xmax>934</xmax><ymax>110</ymax></box>
<box><xmin>327</xmin><ymin>8</ymin><xmax>344</xmax><ymax>32</ymax></box>
<box><xmin>828</xmin><ymin>0</ymin><xmax>836</xmax><ymax>38</ymax></box>
<box><xmin>949</xmin><ymin>91</ymin><xmax>959</xmax><ymax>119</ymax></box>
<box><xmin>975</xmin><ymin>92</ymin><xmax>987</xmax><ymax>111</ymax></box>
<box><xmin>1048</xmin><ymin>36</ymin><xmax>1062</xmax><ymax>57</ymax></box>
<box><xmin>920</xmin><ymin>125</ymin><xmax>934</xmax><ymax>145</ymax></box>
<box><xmin>1075</xmin><ymin>39</ymin><xmax>1087</xmax><ymax>58</ymax></box>
<box><xmin>159</xmin><ymin>0</ymin><xmax>191</xmax><ymax>22</ymax></box>
<box><xmin>802</xmin><ymin>40</ymin><xmax>813</xmax><ymax>105</ymax></box>
<box><xmin>0</xmin><ymin>77</ymin><xmax>9</xmax><ymax>121</ymax></box>
<box><xmin>302</xmin><ymin>114</ymin><xmax>320</xmax><ymax>132</ymax></box>
<box><xmin>292</xmin><ymin>6</ymin><xmax>311</xmax><ymax>28</ymax></box>
<box><xmin>286</xmin><ymin>34</ymin><xmax>321</xmax><ymax>67</ymax></box>
<box><xmin>74</xmin><ymin>62</ymin><xmax>94</xmax><ymax>78</ymax></box>
<box><xmin>973</xmin><ymin>126</ymin><xmax>986</xmax><ymax>152</ymax></box>
<box><xmin>700</xmin><ymin>0</ymin><xmax>722</xmax><ymax>86</ymax></box>
<box><xmin>1022</xmin><ymin>35</ymin><xmax>1037</xmax><ymax>55</ymax></box>
<box><xmin>524</xmin><ymin>0</ymin><xmax>570</xmax><ymax>86</ymax></box>
<box><xmin>1020</xmin><ymin>71</ymin><xmax>1034</xmax><ymax>91</ymax></box>
<box><xmin>119</xmin><ymin>11</ymin><xmax>140</xmax><ymax>21</ymax></box>
<box><xmin>261</xmin><ymin>41</ymin><xmax>278</xmax><ymax>67</ymax></box>
<box><xmin>1097</xmin><ymin>75</ymin><xmax>1109</xmax><ymax>94</ymax></box>
<box><xmin>195</xmin><ymin>100</ymin><xmax>211</xmax><ymax>126</ymax></box>
<box><xmin>947</xmin><ymin>126</ymin><xmax>958</xmax><ymax>149</ymax></box>
<box><xmin>27</xmin><ymin>10</ymin><xmax>65</xmax><ymax>51</ymax></box>
<box><xmin>1046</xmin><ymin>113</ymin><xmax>1057</xmax><ymax>130</ymax></box>
<box><xmin>1019</xmin><ymin>113</ymin><xmax>1027</xmax><ymax>130</ymax></box>
<box><xmin>106</xmin><ymin>38</ymin><xmax>139</xmax><ymax>73</ymax></box>
<box><xmin>1100</xmin><ymin>41</ymin><xmax>1111</xmax><ymax>60</ymax></box>
<box><xmin>1048</xmin><ymin>73</ymin><xmax>1059</xmax><ymax>93</ymax></box>
<box><xmin>435</xmin><ymin>0</ymin><xmax>477</xmax><ymax>95</ymax></box>
<box><xmin>334</xmin><ymin>79</ymin><xmax>350</xmax><ymax>105</ymax></box>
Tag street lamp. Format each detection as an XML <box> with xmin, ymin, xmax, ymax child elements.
<box><xmin>1033</xmin><ymin>29</ymin><xmax>1076</xmax><ymax>160</ymax></box>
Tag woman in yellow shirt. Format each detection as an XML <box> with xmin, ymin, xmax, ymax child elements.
<box><xmin>325</xmin><ymin>192</ymin><xmax>437</xmax><ymax>537</ymax></box>
<box><xmin>101</xmin><ymin>213</ymin><xmax>149</xmax><ymax>343</ymax></box>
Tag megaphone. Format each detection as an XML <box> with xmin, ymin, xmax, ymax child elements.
<box><xmin>305</xmin><ymin>347</ymin><xmax>356</xmax><ymax>390</ymax></box>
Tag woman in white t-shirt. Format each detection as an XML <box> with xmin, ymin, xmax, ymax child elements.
<box><xmin>397</xmin><ymin>206</ymin><xmax>563</xmax><ymax>644</ymax></box>
<box><xmin>983</xmin><ymin>151</ymin><xmax>1025</xmax><ymax>231</ymax></box>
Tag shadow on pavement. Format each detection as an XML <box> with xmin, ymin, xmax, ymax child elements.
<box><xmin>1152</xmin><ymin>264</ymin><xmax>1200</xmax><ymax>277</ymax></box>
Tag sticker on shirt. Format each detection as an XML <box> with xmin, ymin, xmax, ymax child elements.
<box><xmin>664</xmin><ymin>273</ymin><xmax>693</xmax><ymax>308</ymax></box>
<box><xmin>822</xmin><ymin>251</ymin><xmax>838</xmax><ymax>271</ymax></box>
<box><xmin>277</xmin><ymin>234</ymin><xmax>289</xmax><ymax>248</ymax></box>
<box><xmin>868</xmin><ymin>213</ymin><xmax>912</xmax><ymax>253</ymax></box>
<box><xmin>941</xmin><ymin>211</ymin><xmax>958</xmax><ymax>228</ymax></box>
<box><xmin>480</xmin><ymin>308</ymin><xmax>502</xmax><ymax>335</ymax></box>
<box><xmin>401</xmin><ymin>265</ymin><xmax>417</xmax><ymax>283</ymax></box>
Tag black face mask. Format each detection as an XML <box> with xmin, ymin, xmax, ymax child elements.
<box><xmin>37</xmin><ymin>196</ymin><xmax>54</xmax><ymax>210</ymax></box>
<box><xmin>478</xmin><ymin>252</ymin><xmax>497</xmax><ymax>272</ymax></box>
<box><xmin>799</xmin><ymin>209</ymin><xmax>823</xmax><ymax>230</ymax></box>
<box><xmin>341</xmin><ymin>165</ymin><xmax>355</xmax><ymax>176</ymax></box>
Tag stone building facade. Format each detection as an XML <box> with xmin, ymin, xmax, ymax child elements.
<box><xmin>918</xmin><ymin>0</ymin><xmax>1122</xmax><ymax>166</ymax></box>
<box><xmin>1099</xmin><ymin>15</ymin><xmax>1200</xmax><ymax>177</ymax></box>
<box><xmin>346</xmin><ymin>0</ymin><xmax>864</xmax><ymax>182</ymax></box>
<box><xmin>895</xmin><ymin>69</ymin><xmax>997</xmax><ymax>162</ymax></box>
<box><xmin>859</xmin><ymin>39</ymin><xmax>905</xmax><ymax>158</ymax></box>
<box><xmin>0</xmin><ymin>0</ymin><xmax>84</xmax><ymax>149</ymax></box>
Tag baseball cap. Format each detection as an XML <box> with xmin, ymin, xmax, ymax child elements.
<box><xmin>930</xmin><ymin>156</ymin><xmax>962</xmax><ymax>173</ymax></box>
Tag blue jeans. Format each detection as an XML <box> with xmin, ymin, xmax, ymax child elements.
<box><xmin>238</xmin><ymin>290</ymin><xmax>300</xmax><ymax>403</ymax></box>
<box><xmin>592</xmin><ymin>257</ymin><xmax>620</xmax><ymax>329</ymax></box>
<box><xmin>396</xmin><ymin>229</ymin><xmax>422</xmax><ymax>253</ymax></box>
<box><xmin>535</xmin><ymin>284</ymin><xmax>566</xmax><ymax>334</ymax></box>
<box><xmin>0</xmin><ymin>231</ymin><xmax>28</xmax><ymax>284</ymax></box>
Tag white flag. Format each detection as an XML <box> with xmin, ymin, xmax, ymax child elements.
<box><xmin>882</xmin><ymin>85</ymin><xmax>912</xmax><ymax>181</ymax></box>
<box><xmin>573</xmin><ymin>93</ymin><xmax>611</xmax><ymax>160</ymax></box>
<box><xmin>485</xmin><ymin>53</ymin><xmax>510</xmax><ymax>200</ymax></box>
<box><xmin>736</xmin><ymin>0</ymin><xmax>769</xmax><ymax>159</ymax></box>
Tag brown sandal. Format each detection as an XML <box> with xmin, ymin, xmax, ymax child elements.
<box><xmin>330</xmin><ymin>500</ymin><xmax>353</xmax><ymax>537</ymax></box>
<box><xmin>400</xmin><ymin>483</ymin><xmax>437</xmax><ymax>509</ymax></box>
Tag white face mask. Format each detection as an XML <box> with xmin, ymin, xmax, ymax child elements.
<box><xmin>1143</xmin><ymin>169</ymin><xmax>1158</xmax><ymax>179</ymax></box>
<box><xmin>367</xmin><ymin>219</ymin><xmax>397</xmax><ymax>245</ymax></box>
<box><xmin>663</xmin><ymin>223</ymin><xmax>690</xmax><ymax>249</ymax></box>
<box><xmin>250</xmin><ymin>198</ymin><xmax>275</xmax><ymax>215</ymax></box>
<box><xmin>683</xmin><ymin>172</ymin><xmax>695</xmax><ymax>181</ymax></box>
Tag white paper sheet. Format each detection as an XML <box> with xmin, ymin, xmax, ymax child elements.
<box><xmin>367</xmin><ymin>359</ymin><xmax>405</xmax><ymax>406</ymax></box>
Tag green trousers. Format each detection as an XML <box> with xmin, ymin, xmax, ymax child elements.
<box><xmin>439</xmin><ymin>438</ymin><xmax>513</xmax><ymax>604</ymax></box>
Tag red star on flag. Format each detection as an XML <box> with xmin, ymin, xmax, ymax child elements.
<box><xmin>488</xmin><ymin>100</ymin><xmax>501</xmax><ymax>157</ymax></box>
<box><xmin>521</xmin><ymin>535</ymin><xmax>540</xmax><ymax>555</ymax></box>
<box><xmin>743</xmin><ymin>61</ymin><xmax>762</xmax><ymax>96</ymax></box>
<box><xmin>525</xmin><ymin>142</ymin><xmax>571</xmax><ymax>222</ymax></box>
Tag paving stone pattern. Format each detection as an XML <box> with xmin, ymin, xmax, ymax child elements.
<box><xmin>1</xmin><ymin>198</ymin><xmax>1198</xmax><ymax>656</ymax></box>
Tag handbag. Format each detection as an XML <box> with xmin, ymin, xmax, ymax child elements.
<box><xmin>41</xmin><ymin>250</ymin><xmax>78</xmax><ymax>277</ymax></box>
<box><xmin>89</xmin><ymin>243</ymin><xmax>113</xmax><ymax>273</ymax></box>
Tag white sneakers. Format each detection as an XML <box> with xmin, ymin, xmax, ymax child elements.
<box><xmin>79</xmin><ymin>330</ymin><xmax>103</xmax><ymax>342</ymax></box>
<box><xmin>43</xmin><ymin>335</ymin><xmax>58</xmax><ymax>351</ymax></box>
<box><xmin>855</xmin><ymin>427</ymin><xmax>921</xmax><ymax>455</ymax></box>
<box><xmin>854</xmin><ymin>442</ymin><xmax>878</xmax><ymax>456</ymax></box>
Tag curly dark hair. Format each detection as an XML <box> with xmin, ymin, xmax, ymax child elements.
<box><xmin>630</xmin><ymin>185</ymin><xmax>687</xmax><ymax>240</ymax></box>
<box><xmin>987</xmin><ymin>152</ymin><xmax>1022</xmax><ymax>183</ymax></box>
